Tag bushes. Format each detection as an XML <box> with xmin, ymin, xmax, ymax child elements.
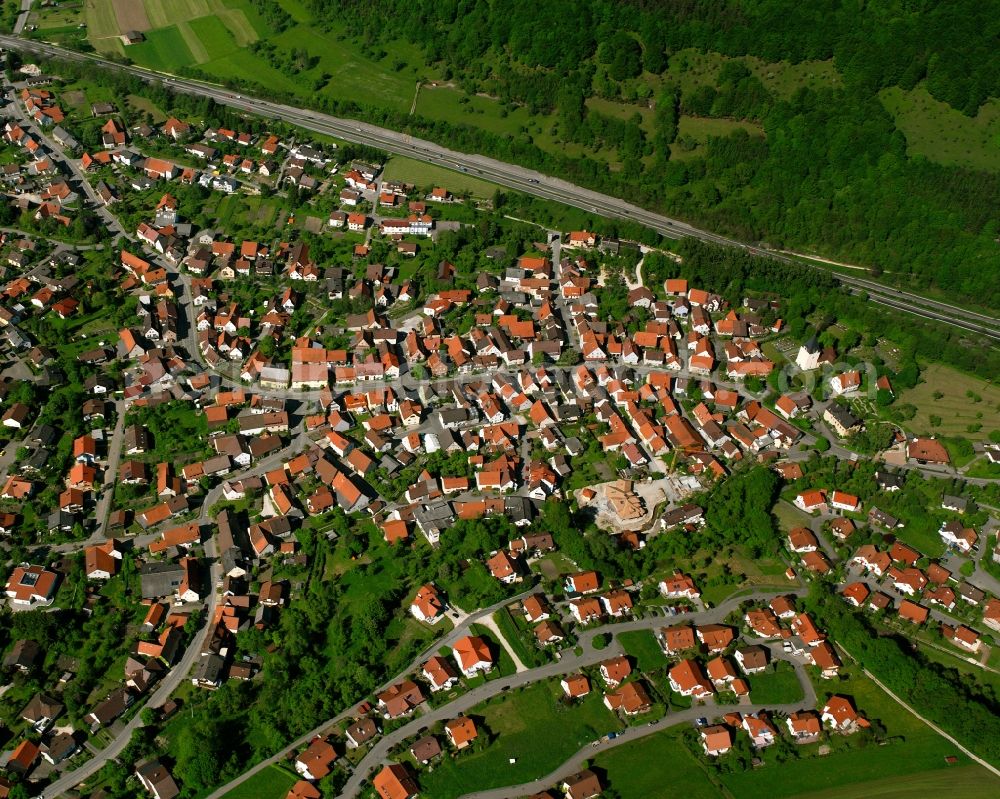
<box><xmin>806</xmin><ymin>582</ymin><xmax>1000</xmax><ymax>767</ymax></box>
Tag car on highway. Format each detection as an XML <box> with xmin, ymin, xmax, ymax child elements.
<box><xmin>528</xmin><ymin>178</ymin><xmax>539</xmax><ymax>183</ymax></box>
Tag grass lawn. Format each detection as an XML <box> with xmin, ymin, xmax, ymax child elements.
<box><xmin>29</xmin><ymin>1</ymin><xmax>84</xmax><ymax>31</ymax></box>
<box><xmin>128</xmin><ymin>94</ymin><xmax>168</xmax><ymax>123</ymax></box>
<box><xmin>586</xmin><ymin>96</ymin><xmax>655</xmax><ymax>132</ymax></box>
<box><xmin>773</xmin><ymin>500</ymin><xmax>812</xmax><ymax>533</ymax></box>
<box><xmin>618</xmin><ymin>629</ymin><xmax>669</xmax><ymax>672</ymax></box>
<box><xmin>492</xmin><ymin>607</ymin><xmax>545</xmax><ymax>669</ymax></box>
<box><xmin>655</xmin><ymin>48</ymin><xmax>839</xmax><ymax>100</ymax></box>
<box><xmin>880</xmin><ymin>510</ymin><xmax>946</xmax><ymax>559</ymax></box>
<box><xmin>881</xmin><ymin>84</ymin><xmax>1000</xmax><ymax>173</ymax></box>
<box><xmin>671</xmin><ymin>114</ymin><xmax>766</xmax><ymax>160</ymax></box>
<box><xmin>747</xmin><ymin>662</ymin><xmax>804</xmax><ymax>704</ymax></box>
<box><xmin>697</xmin><ymin>546</ymin><xmax>794</xmax><ymax>606</ymax></box>
<box><xmin>722</xmin><ymin>664</ymin><xmax>984</xmax><ymax>798</ymax></box>
<box><xmin>966</xmin><ymin>458</ymin><xmax>1000</xmax><ymax>479</ymax></box>
<box><xmin>417</xmin><ymin>85</ymin><xmax>541</xmax><ymax>138</ymax></box>
<box><xmin>381</xmin><ymin>155</ymin><xmax>499</xmax><ymax>199</ymax></box>
<box><xmin>412</xmin><ymin>85</ymin><xmax>622</xmax><ymax>169</ymax></box>
<box><xmin>218</xmin><ymin>764</ymin><xmax>298</xmax><ymax>799</ymax></box>
<box><xmin>897</xmin><ymin>363</ymin><xmax>1000</xmax><ymax>441</ymax></box>
<box><xmin>786</xmin><ymin>766</ymin><xmax>1000</xmax><ymax>799</ymax></box>
<box><xmin>595</xmin><ymin>728</ymin><xmax>722</xmax><ymax>799</ymax></box>
<box><xmin>417</xmin><ymin>680</ymin><xmax>621</xmax><ymax>799</ymax></box>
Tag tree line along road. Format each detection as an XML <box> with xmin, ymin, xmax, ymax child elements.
<box><xmin>0</xmin><ymin>36</ymin><xmax>997</xmax><ymax>340</ymax></box>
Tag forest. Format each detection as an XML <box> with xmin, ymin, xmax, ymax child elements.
<box><xmin>267</xmin><ymin>0</ymin><xmax>1000</xmax><ymax>310</ymax></box>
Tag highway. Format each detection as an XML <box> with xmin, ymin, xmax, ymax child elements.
<box><xmin>0</xmin><ymin>35</ymin><xmax>998</xmax><ymax>341</ymax></box>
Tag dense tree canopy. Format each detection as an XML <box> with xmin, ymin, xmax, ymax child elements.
<box><xmin>274</xmin><ymin>0</ymin><xmax>1000</xmax><ymax>309</ymax></box>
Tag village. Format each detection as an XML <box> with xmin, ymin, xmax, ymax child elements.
<box><xmin>0</xmin><ymin>60</ymin><xmax>997</xmax><ymax>799</ymax></box>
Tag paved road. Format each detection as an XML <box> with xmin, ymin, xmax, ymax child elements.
<box><xmin>39</xmin><ymin>528</ymin><xmax>221</xmax><ymax>799</ymax></box>
<box><xmin>0</xmin><ymin>36</ymin><xmax>996</xmax><ymax>340</ymax></box>
<box><xmin>338</xmin><ymin>588</ymin><xmax>805</xmax><ymax>799</ymax></box>
<box><xmin>3</xmin><ymin>84</ymin><xmax>125</xmax><ymax>238</ymax></box>
<box><xmin>203</xmin><ymin>586</ymin><xmax>539</xmax><ymax>799</ymax></box>
<box><xmin>12</xmin><ymin>0</ymin><xmax>32</xmax><ymax>35</ymax></box>
<box><xmin>92</xmin><ymin>398</ymin><xmax>126</xmax><ymax>539</ymax></box>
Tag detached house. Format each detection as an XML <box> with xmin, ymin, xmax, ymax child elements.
<box><xmin>452</xmin><ymin>635</ymin><xmax>494</xmax><ymax>678</ymax></box>
<box><xmin>410</xmin><ymin>583</ymin><xmax>446</xmax><ymax>624</ymax></box>
<box><xmin>794</xmin><ymin>489</ymin><xmax>827</xmax><ymax>513</ymax></box>
<box><xmin>5</xmin><ymin>565</ymin><xmax>58</xmax><ymax>607</ymax></box>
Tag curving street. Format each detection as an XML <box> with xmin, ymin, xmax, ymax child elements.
<box><xmin>332</xmin><ymin>588</ymin><xmax>810</xmax><ymax>799</ymax></box>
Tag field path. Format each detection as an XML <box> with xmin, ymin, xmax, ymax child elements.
<box><xmin>13</xmin><ymin>0</ymin><xmax>33</xmax><ymax>35</ymax></box>
<box><xmin>480</xmin><ymin>612</ymin><xmax>528</xmax><ymax>673</ymax></box>
<box><xmin>836</xmin><ymin>643</ymin><xmax>1000</xmax><ymax>780</ymax></box>
<box><xmin>410</xmin><ymin>81</ymin><xmax>421</xmax><ymax>115</ymax></box>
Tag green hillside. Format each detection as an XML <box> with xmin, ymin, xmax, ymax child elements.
<box><xmin>27</xmin><ymin>0</ymin><xmax>1000</xmax><ymax>311</ymax></box>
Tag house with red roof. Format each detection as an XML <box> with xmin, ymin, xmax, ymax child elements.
<box><xmin>794</xmin><ymin>489</ymin><xmax>827</xmax><ymax>513</ymax></box>
<box><xmin>373</xmin><ymin>763</ymin><xmax>418</xmax><ymax>799</ymax></box>
<box><xmin>452</xmin><ymin>635</ymin><xmax>494</xmax><ymax>678</ymax></box>
<box><xmin>5</xmin><ymin>565</ymin><xmax>58</xmax><ymax>607</ymax></box>
<box><xmin>822</xmin><ymin>695</ymin><xmax>863</xmax><ymax>731</ymax></box>
<box><xmin>410</xmin><ymin>584</ymin><xmax>445</xmax><ymax>624</ymax></box>
<box><xmin>668</xmin><ymin>659</ymin><xmax>714</xmax><ymax>699</ymax></box>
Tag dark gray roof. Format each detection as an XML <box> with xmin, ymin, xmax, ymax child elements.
<box><xmin>139</xmin><ymin>561</ymin><xmax>184</xmax><ymax>599</ymax></box>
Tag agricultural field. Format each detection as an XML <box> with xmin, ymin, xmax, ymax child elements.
<box><xmin>787</xmin><ymin>767</ymin><xmax>1000</xmax><ymax>799</ymax></box>
<box><xmin>380</xmin><ymin>155</ymin><xmax>498</xmax><ymax>199</ymax></box>
<box><xmin>219</xmin><ymin>764</ymin><xmax>298</xmax><ymax>799</ymax></box>
<box><xmin>85</xmin><ymin>0</ymin><xmax>428</xmax><ymax>111</ymax></box>
<box><xmin>416</xmin><ymin>680</ymin><xmax>621</xmax><ymax>799</ymax></box>
<box><xmin>126</xmin><ymin>25</ymin><xmax>197</xmax><ymax>72</ymax></box>
<box><xmin>897</xmin><ymin>363</ymin><xmax>1000</xmax><ymax>441</ymax></box>
<box><xmin>881</xmin><ymin>85</ymin><xmax>1000</xmax><ymax>172</ymax></box>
